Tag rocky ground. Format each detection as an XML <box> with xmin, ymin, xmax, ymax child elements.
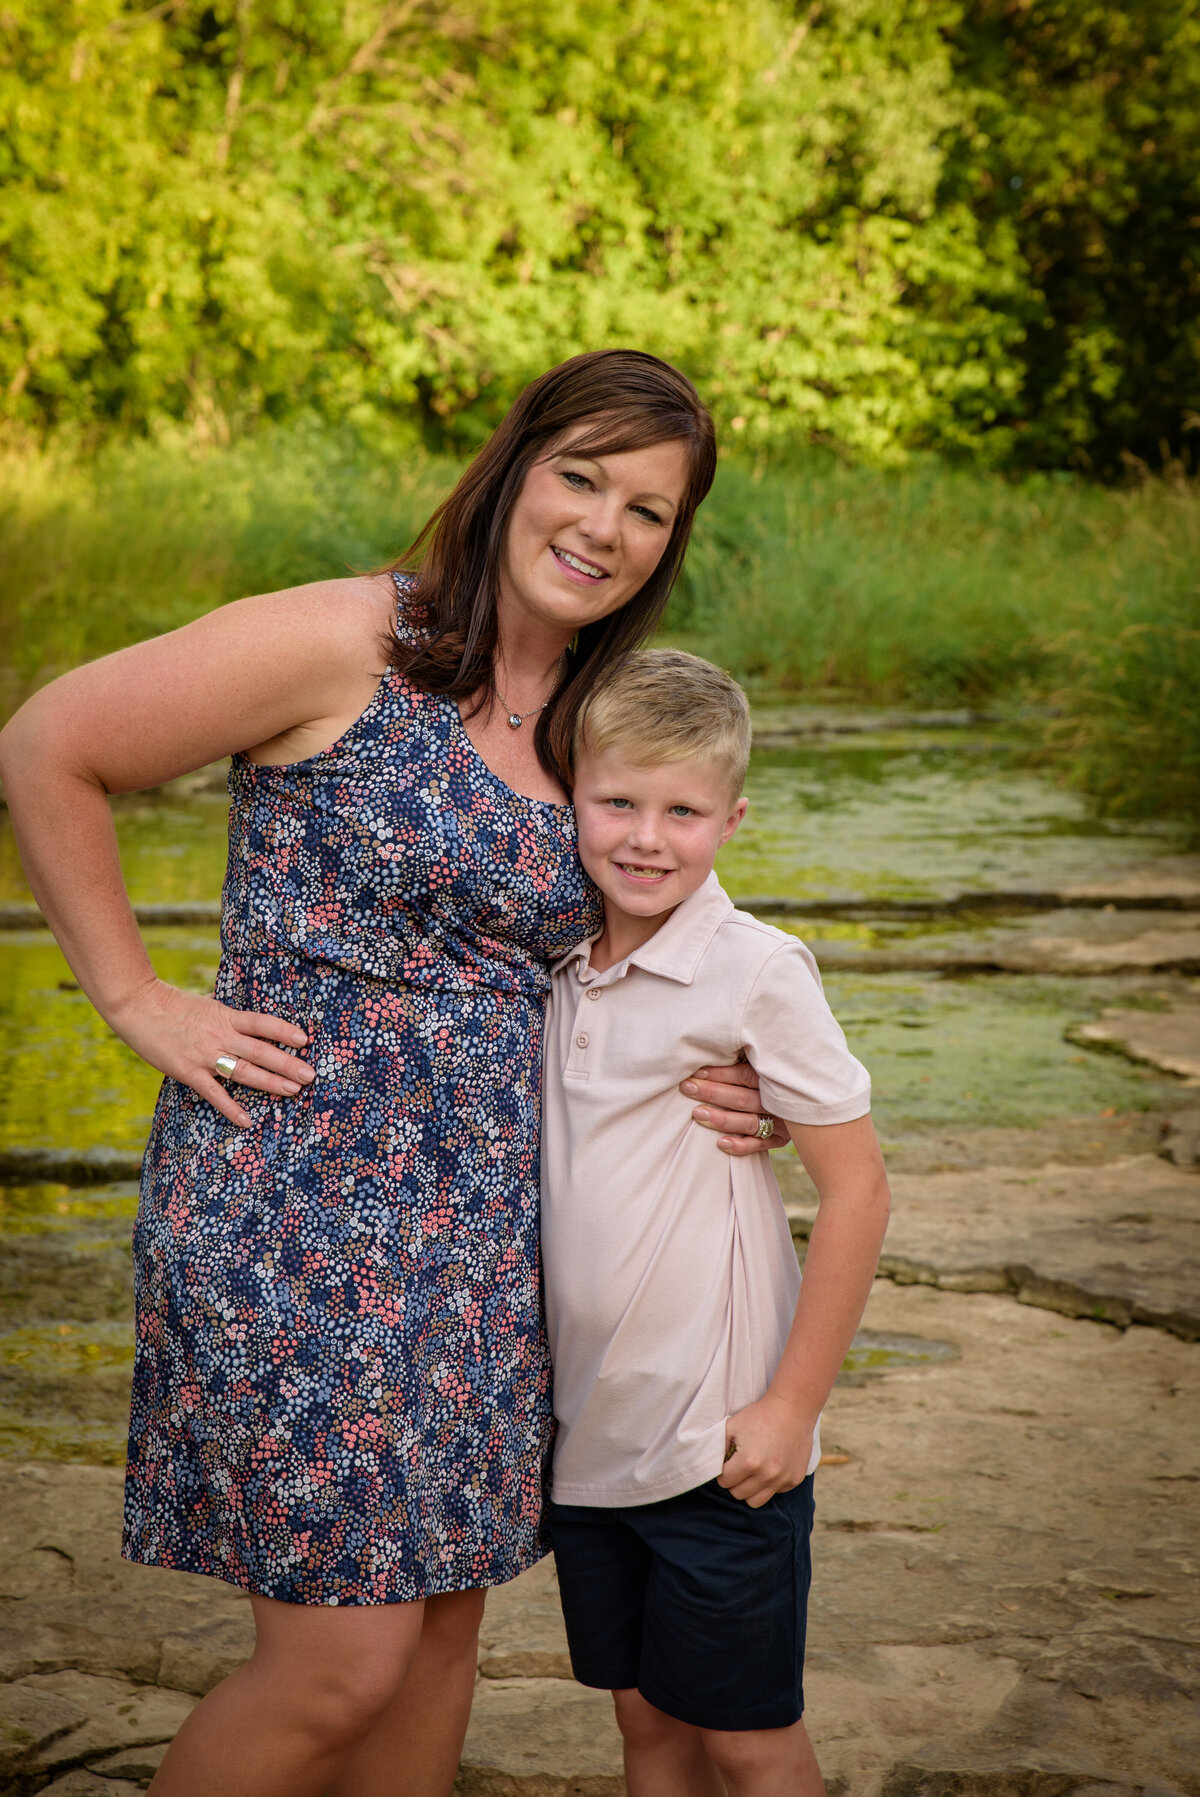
<box><xmin>1</xmin><ymin>865</ymin><xmax>1198</xmax><ymax>1793</ymax></box>
<box><xmin>2</xmin><ymin>1263</ymin><xmax>1197</xmax><ymax>1797</ymax></box>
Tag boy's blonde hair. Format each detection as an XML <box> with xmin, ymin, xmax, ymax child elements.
<box><xmin>572</xmin><ymin>648</ymin><xmax>752</xmax><ymax>797</ymax></box>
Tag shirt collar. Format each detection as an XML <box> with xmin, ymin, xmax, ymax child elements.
<box><xmin>551</xmin><ymin>872</ymin><xmax>734</xmax><ymax>987</ymax></box>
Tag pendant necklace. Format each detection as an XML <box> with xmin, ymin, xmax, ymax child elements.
<box><xmin>500</xmin><ymin>694</ymin><xmax>550</xmax><ymax>731</ymax></box>
<box><xmin>497</xmin><ymin>658</ymin><xmax>564</xmax><ymax>730</ymax></box>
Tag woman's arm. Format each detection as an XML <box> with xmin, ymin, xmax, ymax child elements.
<box><xmin>719</xmin><ymin>1113</ymin><xmax>891</xmax><ymax>1505</ymax></box>
<box><xmin>0</xmin><ymin>575</ymin><xmax>392</xmax><ymax>1126</ymax></box>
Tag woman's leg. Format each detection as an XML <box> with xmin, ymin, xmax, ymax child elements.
<box><xmin>614</xmin><ymin>1689</ymin><xmax>725</xmax><ymax>1797</ymax></box>
<box><xmin>330</xmin><ymin>1586</ymin><xmax>487</xmax><ymax>1797</ymax></box>
<box><xmin>148</xmin><ymin>1594</ymin><xmax>426</xmax><ymax>1797</ymax></box>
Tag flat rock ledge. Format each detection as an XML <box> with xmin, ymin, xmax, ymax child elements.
<box><xmin>1068</xmin><ymin>999</ymin><xmax>1200</xmax><ymax>1085</ymax></box>
<box><xmin>805</xmin><ymin>915</ymin><xmax>1200</xmax><ymax>977</ymax></box>
<box><xmin>783</xmin><ymin>1153</ymin><xmax>1200</xmax><ymax>1341</ymax></box>
<box><xmin>2</xmin><ymin>1279</ymin><xmax>1198</xmax><ymax>1795</ymax></box>
<box><xmin>0</xmin><ymin>905</ymin><xmax>222</xmax><ymax>933</ymax></box>
<box><xmin>0</xmin><ymin>1150</ymin><xmax>144</xmax><ymax>1188</ymax></box>
<box><xmin>1160</xmin><ymin>1108</ymin><xmax>1200</xmax><ymax>1167</ymax></box>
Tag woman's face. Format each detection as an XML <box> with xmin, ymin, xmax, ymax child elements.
<box><xmin>497</xmin><ymin>428</ymin><xmax>692</xmax><ymax>643</ymax></box>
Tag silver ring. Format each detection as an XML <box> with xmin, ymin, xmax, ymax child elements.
<box><xmin>214</xmin><ymin>1053</ymin><xmax>239</xmax><ymax>1079</ymax></box>
<box><xmin>755</xmin><ymin>1113</ymin><xmax>775</xmax><ymax>1140</ymax></box>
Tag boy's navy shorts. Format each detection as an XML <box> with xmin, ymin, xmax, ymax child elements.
<box><xmin>546</xmin><ymin>1474</ymin><xmax>815</xmax><ymax>1732</ymax></box>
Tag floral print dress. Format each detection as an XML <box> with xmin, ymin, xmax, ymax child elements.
<box><xmin>123</xmin><ymin>591</ymin><xmax>599</xmax><ymax>1604</ymax></box>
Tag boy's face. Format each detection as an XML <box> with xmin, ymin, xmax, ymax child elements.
<box><xmin>573</xmin><ymin>748</ymin><xmax>748</xmax><ymax>925</ymax></box>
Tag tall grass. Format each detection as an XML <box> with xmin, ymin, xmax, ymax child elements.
<box><xmin>1040</xmin><ymin>520</ymin><xmax>1200</xmax><ymax>821</ymax></box>
<box><xmin>0</xmin><ymin>429</ymin><xmax>456</xmax><ymax>702</ymax></box>
<box><xmin>670</xmin><ymin>456</ymin><xmax>1198</xmax><ymax>823</ymax></box>
<box><xmin>0</xmin><ymin>432</ymin><xmax>1196</xmax><ymax>825</ymax></box>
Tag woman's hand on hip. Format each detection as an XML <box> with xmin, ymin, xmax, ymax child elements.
<box><xmin>680</xmin><ymin>1061</ymin><xmax>788</xmax><ymax>1156</ymax></box>
<box><xmin>109</xmin><ymin>979</ymin><xmax>315</xmax><ymax>1128</ymax></box>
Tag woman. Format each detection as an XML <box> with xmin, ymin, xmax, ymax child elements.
<box><xmin>0</xmin><ymin>351</ymin><xmax>781</xmax><ymax>1797</ymax></box>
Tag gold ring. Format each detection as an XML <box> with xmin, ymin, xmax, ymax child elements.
<box><xmin>755</xmin><ymin>1113</ymin><xmax>774</xmax><ymax>1140</ymax></box>
<box><xmin>214</xmin><ymin>1053</ymin><xmax>239</xmax><ymax>1079</ymax></box>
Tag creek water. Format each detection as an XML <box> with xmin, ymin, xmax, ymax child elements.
<box><xmin>0</xmin><ymin>713</ymin><xmax>1190</xmax><ymax>1460</ymax></box>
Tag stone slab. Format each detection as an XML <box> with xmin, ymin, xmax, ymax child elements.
<box><xmin>0</xmin><ymin>1684</ymin><xmax>85</xmax><ymax>1782</ymax></box>
<box><xmin>804</xmin><ymin>1281</ymin><xmax>1200</xmax><ymax>1794</ymax></box>
<box><xmin>16</xmin><ymin>1673</ymin><xmax>192</xmax><ymax>1778</ymax></box>
<box><xmin>1070</xmin><ymin>1001</ymin><xmax>1200</xmax><ymax>1084</ymax></box>
<box><xmin>1048</xmin><ymin>855</ymin><xmax>1200</xmax><ymax>910</ymax></box>
<box><xmin>0</xmin><ymin>1463</ymin><xmax>254</xmax><ymax>1694</ymax></box>
<box><xmin>751</xmin><ymin>706</ymin><xmax>1003</xmax><ymax>741</ymax></box>
<box><xmin>2</xmin><ymin>1277</ymin><xmax>1198</xmax><ymax>1794</ymax></box>
<box><xmin>879</xmin><ymin>1638</ymin><xmax>1200</xmax><ymax>1796</ymax></box>
<box><xmin>784</xmin><ymin>1153</ymin><xmax>1200</xmax><ymax>1339</ymax></box>
<box><xmin>478</xmin><ymin>1558</ymin><xmax>573</xmax><ymax>1681</ymax></box>
<box><xmin>806</xmin><ymin>914</ymin><xmax>1200</xmax><ymax>976</ymax></box>
<box><xmin>0</xmin><ymin>1151</ymin><xmax>144</xmax><ymax>1189</ymax></box>
<box><xmin>456</xmin><ymin>1678</ymin><xmax>624</xmax><ymax>1794</ymax></box>
<box><xmin>741</xmin><ymin>853</ymin><xmax>1200</xmax><ymax>917</ymax></box>
<box><xmin>1161</xmin><ymin>1108</ymin><xmax>1200</xmax><ymax>1167</ymax></box>
<box><xmin>876</xmin><ymin>1111</ymin><xmax>1168</xmax><ymax>1178</ymax></box>
<box><xmin>83</xmin><ymin>1743</ymin><xmax>169</xmax><ymax>1782</ymax></box>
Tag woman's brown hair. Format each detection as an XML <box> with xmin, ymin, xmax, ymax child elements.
<box><xmin>388</xmin><ymin>350</ymin><xmax>717</xmax><ymax>786</ymax></box>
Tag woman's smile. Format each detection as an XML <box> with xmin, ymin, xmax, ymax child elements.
<box><xmin>550</xmin><ymin>544</ymin><xmax>611</xmax><ymax>583</ymax></box>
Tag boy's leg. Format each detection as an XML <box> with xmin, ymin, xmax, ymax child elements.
<box><xmin>550</xmin><ymin>1497</ymin><xmax>712</xmax><ymax>1793</ymax></box>
<box><xmin>700</xmin><ymin>1718</ymin><xmax>824</xmax><ymax>1797</ymax></box>
<box><xmin>551</xmin><ymin>1481</ymin><xmax>822</xmax><ymax>1797</ymax></box>
<box><xmin>613</xmin><ymin>1688</ymin><xmax>724</xmax><ymax>1797</ymax></box>
<box><xmin>631</xmin><ymin>1476</ymin><xmax>821</xmax><ymax>1791</ymax></box>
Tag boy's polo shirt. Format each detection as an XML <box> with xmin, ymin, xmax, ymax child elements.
<box><xmin>541</xmin><ymin>871</ymin><xmax>871</xmax><ymax>1509</ymax></box>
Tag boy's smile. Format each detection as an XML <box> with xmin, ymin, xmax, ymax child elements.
<box><xmin>573</xmin><ymin>750</ymin><xmax>748</xmax><ymax>965</ymax></box>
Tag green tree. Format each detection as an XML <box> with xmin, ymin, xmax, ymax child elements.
<box><xmin>1</xmin><ymin>0</ymin><xmax>1196</xmax><ymax>467</ymax></box>
<box><xmin>946</xmin><ymin>0</ymin><xmax>1200</xmax><ymax>472</ymax></box>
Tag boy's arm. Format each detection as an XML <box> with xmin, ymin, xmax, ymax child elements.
<box><xmin>719</xmin><ymin>1114</ymin><xmax>890</xmax><ymax>1509</ymax></box>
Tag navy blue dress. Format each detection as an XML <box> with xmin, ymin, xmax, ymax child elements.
<box><xmin>124</xmin><ymin>607</ymin><xmax>598</xmax><ymax>1604</ymax></box>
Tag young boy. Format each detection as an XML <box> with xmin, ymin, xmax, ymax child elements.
<box><xmin>540</xmin><ymin>649</ymin><xmax>890</xmax><ymax>1797</ymax></box>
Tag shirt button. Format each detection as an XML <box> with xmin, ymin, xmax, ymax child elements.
<box><xmin>576</xmin><ymin>1033</ymin><xmax>590</xmax><ymax>1049</ymax></box>
<box><xmin>585</xmin><ymin>989</ymin><xmax>601</xmax><ymax>1001</ymax></box>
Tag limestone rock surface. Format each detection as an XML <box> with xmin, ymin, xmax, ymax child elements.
<box><xmin>0</xmin><ymin>1462</ymin><xmax>253</xmax><ymax>1694</ymax></box>
<box><xmin>1070</xmin><ymin>999</ymin><xmax>1200</xmax><ymax>1084</ymax></box>
<box><xmin>1161</xmin><ymin>1107</ymin><xmax>1200</xmax><ymax>1167</ymax></box>
<box><xmin>1</xmin><ymin>1269</ymin><xmax>1197</xmax><ymax>1794</ymax></box>
<box><xmin>785</xmin><ymin>1152</ymin><xmax>1200</xmax><ymax>1339</ymax></box>
<box><xmin>478</xmin><ymin>1558</ymin><xmax>573</xmax><ymax>1681</ymax></box>
<box><xmin>809</xmin><ymin>911</ymin><xmax>1200</xmax><ymax>976</ymax></box>
<box><xmin>458</xmin><ymin>1678</ymin><xmax>624</xmax><ymax>1794</ymax></box>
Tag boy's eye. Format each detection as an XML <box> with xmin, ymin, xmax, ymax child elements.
<box><xmin>608</xmin><ymin>797</ymin><xmax>633</xmax><ymax>810</ymax></box>
<box><xmin>668</xmin><ymin>805</ymin><xmax>694</xmax><ymax>818</ymax></box>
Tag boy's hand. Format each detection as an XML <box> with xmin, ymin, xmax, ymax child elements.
<box><xmin>681</xmin><ymin>1062</ymin><xmax>789</xmax><ymax>1155</ymax></box>
<box><xmin>718</xmin><ymin>1394</ymin><xmax>816</xmax><ymax>1508</ymax></box>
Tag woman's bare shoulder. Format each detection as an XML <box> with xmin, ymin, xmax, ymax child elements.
<box><xmin>224</xmin><ymin>571</ymin><xmax>399</xmax><ymax>646</ymax></box>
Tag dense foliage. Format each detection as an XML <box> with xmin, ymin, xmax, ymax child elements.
<box><xmin>2</xmin><ymin>0</ymin><xmax>1196</xmax><ymax>468</ymax></box>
